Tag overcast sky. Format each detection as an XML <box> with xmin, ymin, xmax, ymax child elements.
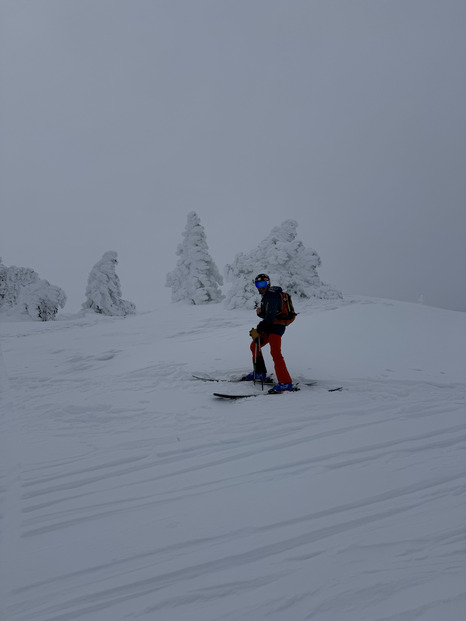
<box><xmin>1</xmin><ymin>0</ymin><xmax>465</xmax><ymax>313</ymax></box>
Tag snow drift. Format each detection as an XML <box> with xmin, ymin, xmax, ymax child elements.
<box><xmin>1</xmin><ymin>296</ymin><xmax>465</xmax><ymax>621</ymax></box>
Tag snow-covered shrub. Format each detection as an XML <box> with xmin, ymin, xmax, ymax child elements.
<box><xmin>0</xmin><ymin>258</ymin><xmax>66</xmax><ymax>320</ymax></box>
<box><xmin>19</xmin><ymin>280</ymin><xmax>67</xmax><ymax>321</ymax></box>
<box><xmin>0</xmin><ymin>261</ymin><xmax>38</xmax><ymax>308</ymax></box>
<box><xmin>82</xmin><ymin>251</ymin><xmax>136</xmax><ymax>316</ymax></box>
<box><xmin>0</xmin><ymin>259</ymin><xmax>8</xmax><ymax>305</ymax></box>
<box><xmin>224</xmin><ymin>219</ymin><xmax>342</xmax><ymax>309</ymax></box>
<box><xmin>166</xmin><ymin>212</ymin><xmax>224</xmax><ymax>304</ymax></box>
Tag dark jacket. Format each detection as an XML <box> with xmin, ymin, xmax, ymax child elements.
<box><xmin>256</xmin><ymin>286</ymin><xmax>286</xmax><ymax>336</ymax></box>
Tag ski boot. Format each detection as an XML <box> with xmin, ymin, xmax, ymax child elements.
<box><xmin>268</xmin><ymin>382</ymin><xmax>295</xmax><ymax>394</ymax></box>
<box><xmin>241</xmin><ymin>371</ymin><xmax>268</xmax><ymax>382</ymax></box>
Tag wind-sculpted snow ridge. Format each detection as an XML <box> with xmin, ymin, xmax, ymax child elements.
<box><xmin>1</xmin><ymin>299</ymin><xmax>465</xmax><ymax>621</ymax></box>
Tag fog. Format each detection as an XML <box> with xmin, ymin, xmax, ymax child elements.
<box><xmin>1</xmin><ymin>0</ymin><xmax>465</xmax><ymax>312</ymax></box>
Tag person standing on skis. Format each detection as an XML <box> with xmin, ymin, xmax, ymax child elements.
<box><xmin>243</xmin><ymin>273</ymin><xmax>294</xmax><ymax>393</ymax></box>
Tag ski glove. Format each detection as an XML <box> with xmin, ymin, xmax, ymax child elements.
<box><xmin>249</xmin><ymin>328</ymin><xmax>260</xmax><ymax>340</ymax></box>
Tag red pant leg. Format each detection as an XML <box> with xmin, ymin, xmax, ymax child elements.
<box><xmin>250</xmin><ymin>337</ymin><xmax>267</xmax><ymax>374</ymax></box>
<box><xmin>250</xmin><ymin>334</ymin><xmax>272</xmax><ymax>362</ymax></box>
<box><xmin>251</xmin><ymin>334</ymin><xmax>292</xmax><ymax>384</ymax></box>
<box><xmin>267</xmin><ymin>333</ymin><xmax>292</xmax><ymax>384</ymax></box>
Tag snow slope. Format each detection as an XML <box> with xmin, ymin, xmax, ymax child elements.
<box><xmin>1</xmin><ymin>297</ymin><xmax>465</xmax><ymax>621</ymax></box>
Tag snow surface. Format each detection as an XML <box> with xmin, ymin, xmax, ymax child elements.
<box><xmin>1</xmin><ymin>296</ymin><xmax>465</xmax><ymax>621</ymax></box>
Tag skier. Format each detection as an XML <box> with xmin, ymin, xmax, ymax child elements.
<box><xmin>243</xmin><ymin>273</ymin><xmax>294</xmax><ymax>393</ymax></box>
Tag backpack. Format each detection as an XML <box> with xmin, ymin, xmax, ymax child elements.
<box><xmin>275</xmin><ymin>291</ymin><xmax>297</xmax><ymax>326</ymax></box>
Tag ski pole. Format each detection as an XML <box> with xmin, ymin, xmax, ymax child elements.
<box><xmin>254</xmin><ymin>335</ymin><xmax>265</xmax><ymax>391</ymax></box>
<box><xmin>258</xmin><ymin>335</ymin><xmax>264</xmax><ymax>390</ymax></box>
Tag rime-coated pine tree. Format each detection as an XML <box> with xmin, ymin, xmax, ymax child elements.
<box><xmin>0</xmin><ymin>257</ymin><xmax>66</xmax><ymax>320</ymax></box>
<box><xmin>224</xmin><ymin>219</ymin><xmax>342</xmax><ymax>309</ymax></box>
<box><xmin>0</xmin><ymin>259</ymin><xmax>39</xmax><ymax>309</ymax></box>
<box><xmin>166</xmin><ymin>212</ymin><xmax>224</xmax><ymax>304</ymax></box>
<box><xmin>19</xmin><ymin>280</ymin><xmax>67</xmax><ymax>321</ymax></box>
<box><xmin>82</xmin><ymin>251</ymin><xmax>136</xmax><ymax>316</ymax></box>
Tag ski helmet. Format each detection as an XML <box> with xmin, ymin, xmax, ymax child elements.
<box><xmin>254</xmin><ymin>273</ymin><xmax>270</xmax><ymax>290</ymax></box>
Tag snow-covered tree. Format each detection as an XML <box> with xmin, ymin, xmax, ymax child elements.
<box><xmin>0</xmin><ymin>260</ymin><xmax>37</xmax><ymax>308</ymax></box>
<box><xmin>0</xmin><ymin>258</ymin><xmax>66</xmax><ymax>320</ymax></box>
<box><xmin>82</xmin><ymin>251</ymin><xmax>136</xmax><ymax>316</ymax></box>
<box><xmin>19</xmin><ymin>280</ymin><xmax>67</xmax><ymax>321</ymax></box>
<box><xmin>224</xmin><ymin>219</ymin><xmax>342</xmax><ymax>309</ymax></box>
<box><xmin>166</xmin><ymin>212</ymin><xmax>224</xmax><ymax>304</ymax></box>
<box><xmin>0</xmin><ymin>259</ymin><xmax>7</xmax><ymax>305</ymax></box>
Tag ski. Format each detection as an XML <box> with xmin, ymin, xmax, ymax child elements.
<box><xmin>213</xmin><ymin>382</ymin><xmax>342</xmax><ymax>399</ymax></box>
<box><xmin>213</xmin><ymin>392</ymin><xmax>262</xmax><ymax>399</ymax></box>
<box><xmin>213</xmin><ymin>387</ymin><xmax>300</xmax><ymax>400</ymax></box>
<box><xmin>301</xmin><ymin>381</ymin><xmax>343</xmax><ymax>391</ymax></box>
<box><xmin>193</xmin><ymin>374</ymin><xmax>274</xmax><ymax>384</ymax></box>
<box><xmin>194</xmin><ymin>375</ymin><xmax>333</xmax><ymax>388</ymax></box>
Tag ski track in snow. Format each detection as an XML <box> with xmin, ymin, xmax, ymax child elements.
<box><xmin>1</xmin><ymin>300</ymin><xmax>465</xmax><ymax>621</ymax></box>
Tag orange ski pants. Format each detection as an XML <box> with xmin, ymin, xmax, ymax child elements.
<box><xmin>250</xmin><ymin>333</ymin><xmax>292</xmax><ymax>384</ymax></box>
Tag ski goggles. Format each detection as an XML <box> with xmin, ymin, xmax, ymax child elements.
<box><xmin>255</xmin><ymin>280</ymin><xmax>269</xmax><ymax>289</ymax></box>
